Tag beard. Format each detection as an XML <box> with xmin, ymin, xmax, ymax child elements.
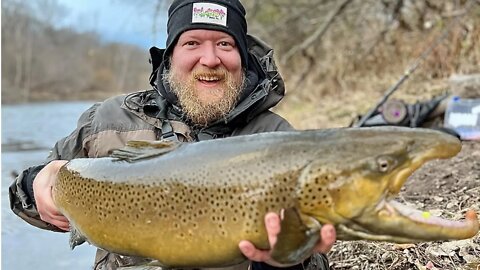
<box><xmin>165</xmin><ymin>66</ymin><xmax>245</xmax><ymax>127</ymax></box>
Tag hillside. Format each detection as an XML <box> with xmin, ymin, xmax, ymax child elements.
<box><xmin>248</xmin><ymin>0</ymin><xmax>480</xmax><ymax>130</ymax></box>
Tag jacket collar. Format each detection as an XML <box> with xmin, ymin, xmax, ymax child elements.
<box><xmin>125</xmin><ymin>35</ymin><xmax>286</xmax><ymax>137</ymax></box>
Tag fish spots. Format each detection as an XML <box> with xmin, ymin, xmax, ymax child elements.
<box><xmin>56</xmin><ymin>161</ymin><xmax>303</xmax><ymax>248</ymax></box>
<box><xmin>297</xmin><ymin>167</ymin><xmax>336</xmax><ymax>211</ymax></box>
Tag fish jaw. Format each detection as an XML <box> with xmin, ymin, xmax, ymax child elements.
<box><xmin>387</xmin><ymin>129</ymin><xmax>462</xmax><ymax>195</ymax></box>
<box><xmin>344</xmin><ymin>200</ymin><xmax>479</xmax><ymax>243</ymax></box>
<box><xmin>357</xmin><ymin>129</ymin><xmax>479</xmax><ymax>242</ymax></box>
<box><xmin>338</xmin><ymin>130</ymin><xmax>477</xmax><ymax>242</ymax></box>
<box><xmin>305</xmin><ymin>127</ymin><xmax>473</xmax><ymax>243</ymax></box>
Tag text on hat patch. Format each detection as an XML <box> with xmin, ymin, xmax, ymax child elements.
<box><xmin>192</xmin><ymin>3</ymin><xmax>227</xmax><ymax>26</ymax></box>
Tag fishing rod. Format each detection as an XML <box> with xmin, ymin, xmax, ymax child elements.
<box><xmin>354</xmin><ymin>1</ymin><xmax>475</xmax><ymax>127</ymax></box>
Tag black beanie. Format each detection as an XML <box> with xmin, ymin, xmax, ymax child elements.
<box><xmin>165</xmin><ymin>0</ymin><xmax>248</xmax><ymax>67</ymax></box>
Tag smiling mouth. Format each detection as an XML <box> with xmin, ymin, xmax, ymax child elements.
<box><xmin>195</xmin><ymin>74</ymin><xmax>224</xmax><ymax>83</ymax></box>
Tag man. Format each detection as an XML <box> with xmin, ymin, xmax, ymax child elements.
<box><xmin>9</xmin><ymin>0</ymin><xmax>336</xmax><ymax>269</ymax></box>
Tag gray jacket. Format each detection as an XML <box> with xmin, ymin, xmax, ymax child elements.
<box><xmin>9</xmin><ymin>35</ymin><xmax>329</xmax><ymax>270</ymax></box>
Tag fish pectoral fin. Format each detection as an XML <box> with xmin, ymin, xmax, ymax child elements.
<box><xmin>111</xmin><ymin>140</ymin><xmax>181</xmax><ymax>162</ymax></box>
<box><xmin>270</xmin><ymin>208</ymin><xmax>321</xmax><ymax>265</ymax></box>
<box><xmin>69</xmin><ymin>226</ymin><xmax>87</xmax><ymax>250</ymax></box>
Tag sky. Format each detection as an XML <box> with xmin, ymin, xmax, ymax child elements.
<box><xmin>55</xmin><ymin>0</ymin><xmax>168</xmax><ymax>49</ymax></box>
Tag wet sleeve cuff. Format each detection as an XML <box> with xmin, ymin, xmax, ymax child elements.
<box><xmin>20</xmin><ymin>165</ymin><xmax>46</xmax><ymax>206</ymax></box>
<box><xmin>250</xmin><ymin>256</ymin><xmax>312</xmax><ymax>270</ymax></box>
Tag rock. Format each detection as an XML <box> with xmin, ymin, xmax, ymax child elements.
<box><xmin>449</xmin><ymin>74</ymin><xmax>480</xmax><ymax>98</ymax></box>
<box><xmin>426</xmin><ymin>239</ymin><xmax>477</xmax><ymax>258</ymax></box>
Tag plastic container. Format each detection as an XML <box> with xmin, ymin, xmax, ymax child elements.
<box><xmin>444</xmin><ymin>96</ymin><xmax>480</xmax><ymax>140</ymax></box>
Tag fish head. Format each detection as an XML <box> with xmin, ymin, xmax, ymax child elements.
<box><xmin>301</xmin><ymin>127</ymin><xmax>478</xmax><ymax>242</ymax></box>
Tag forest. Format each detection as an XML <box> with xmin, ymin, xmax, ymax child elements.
<box><xmin>240</xmin><ymin>0</ymin><xmax>480</xmax><ymax>128</ymax></box>
<box><xmin>1</xmin><ymin>0</ymin><xmax>153</xmax><ymax>103</ymax></box>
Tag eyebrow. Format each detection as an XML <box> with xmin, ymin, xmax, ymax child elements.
<box><xmin>180</xmin><ymin>32</ymin><xmax>234</xmax><ymax>41</ymax></box>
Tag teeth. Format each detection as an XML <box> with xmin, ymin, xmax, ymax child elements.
<box><xmin>197</xmin><ymin>75</ymin><xmax>221</xmax><ymax>81</ymax></box>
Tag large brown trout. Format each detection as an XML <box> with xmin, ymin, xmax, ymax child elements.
<box><xmin>53</xmin><ymin>127</ymin><xmax>479</xmax><ymax>268</ymax></box>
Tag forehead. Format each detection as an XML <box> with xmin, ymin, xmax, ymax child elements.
<box><xmin>177</xmin><ymin>29</ymin><xmax>235</xmax><ymax>41</ymax></box>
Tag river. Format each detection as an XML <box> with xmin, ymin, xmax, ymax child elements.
<box><xmin>2</xmin><ymin>102</ymin><xmax>98</xmax><ymax>269</ymax></box>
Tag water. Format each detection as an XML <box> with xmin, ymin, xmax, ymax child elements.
<box><xmin>2</xmin><ymin>102</ymin><xmax>99</xmax><ymax>270</ymax></box>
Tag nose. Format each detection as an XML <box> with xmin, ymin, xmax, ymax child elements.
<box><xmin>199</xmin><ymin>43</ymin><xmax>221</xmax><ymax>67</ymax></box>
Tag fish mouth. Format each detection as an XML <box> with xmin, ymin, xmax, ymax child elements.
<box><xmin>339</xmin><ymin>197</ymin><xmax>479</xmax><ymax>243</ymax></box>
<box><xmin>353</xmin><ymin>135</ymin><xmax>478</xmax><ymax>243</ymax></box>
<box><xmin>341</xmin><ymin>131</ymin><xmax>479</xmax><ymax>243</ymax></box>
<box><xmin>361</xmin><ymin>199</ymin><xmax>480</xmax><ymax>243</ymax></box>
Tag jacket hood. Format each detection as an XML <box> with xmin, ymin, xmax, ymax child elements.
<box><xmin>148</xmin><ymin>35</ymin><xmax>286</xmax><ymax>128</ymax></box>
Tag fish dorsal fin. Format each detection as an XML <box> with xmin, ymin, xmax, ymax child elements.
<box><xmin>111</xmin><ymin>140</ymin><xmax>181</xmax><ymax>162</ymax></box>
<box><xmin>271</xmin><ymin>208</ymin><xmax>321</xmax><ymax>265</ymax></box>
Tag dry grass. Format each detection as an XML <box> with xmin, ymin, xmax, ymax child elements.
<box><xmin>274</xmin><ymin>7</ymin><xmax>480</xmax><ymax>130</ymax></box>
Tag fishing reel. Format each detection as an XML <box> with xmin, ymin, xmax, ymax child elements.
<box><xmin>351</xmin><ymin>94</ymin><xmax>453</xmax><ymax>128</ymax></box>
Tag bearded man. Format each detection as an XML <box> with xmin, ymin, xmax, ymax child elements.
<box><xmin>9</xmin><ymin>0</ymin><xmax>336</xmax><ymax>269</ymax></box>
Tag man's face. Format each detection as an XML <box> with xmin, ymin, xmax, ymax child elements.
<box><xmin>166</xmin><ymin>29</ymin><xmax>245</xmax><ymax>126</ymax></box>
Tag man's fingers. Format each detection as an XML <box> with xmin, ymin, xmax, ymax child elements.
<box><xmin>39</xmin><ymin>211</ymin><xmax>69</xmax><ymax>227</ymax></box>
<box><xmin>314</xmin><ymin>224</ymin><xmax>336</xmax><ymax>254</ymax></box>
<box><xmin>41</xmin><ymin>211</ymin><xmax>70</xmax><ymax>231</ymax></box>
<box><xmin>238</xmin><ymin>240</ymin><xmax>270</xmax><ymax>262</ymax></box>
<box><xmin>37</xmin><ymin>196</ymin><xmax>70</xmax><ymax>229</ymax></box>
<box><xmin>32</xmin><ymin>160</ymin><xmax>70</xmax><ymax>231</ymax></box>
<box><xmin>53</xmin><ymin>220</ymin><xmax>70</xmax><ymax>231</ymax></box>
<box><xmin>38</xmin><ymin>199</ymin><xmax>60</xmax><ymax>218</ymax></box>
<box><xmin>264</xmin><ymin>212</ymin><xmax>281</xmax><ymax>248</ymax></box>
<box><xmin>47</xmin><ymin>211</ymin><xmax>69</xmax><ymax>223</ymax></box>
<box><xmin>44</xmin><ymin>203</ymin><xmax>67</xmax><ymax>219</ymax></box>
<box><xmin>238</xmin><ymin>212</ymin><xmax>282</xmax><ymax>264</ymax></box>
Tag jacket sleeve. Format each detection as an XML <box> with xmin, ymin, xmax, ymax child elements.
<box><xmin>251</xmin><ymin>253</ymin><xmax>330</xmax><ymax>270</ymax></box>
<box><xmin>8</xmin><ymin>102</ymin><xmax>101</xmax><ymax>232</ymax></box>
<box><xmin>232</xmin><ymin>110</ymin><xmax>295</xmax><ymax>137</ymax></box>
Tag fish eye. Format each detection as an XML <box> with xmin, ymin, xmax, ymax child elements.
<box><xmin>376</xmin><ymin>156</ymin><xmax>396</xmax><ymax>173</ymax></box>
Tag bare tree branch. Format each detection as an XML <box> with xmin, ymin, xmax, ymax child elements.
<box><xmin>152</xmin><ymin>0</ymin><xmax>163</xmax><ymax>45</ymax></box>
<box><xmin>280</xmin><ymin>0</ymin><xmax>353</xmax><ymax>65</ymax></box>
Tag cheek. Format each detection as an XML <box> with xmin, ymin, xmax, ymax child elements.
<box><xmin>220</xmin><ymin>52</ymin><xmax>242</xmax><ymax>77</ymax></box>
<box><xmin>171</xmin><ymin>50</ymin><xmax>198</xmax><ymax>74</ymax></box>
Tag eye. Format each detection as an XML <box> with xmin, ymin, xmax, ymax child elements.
<box><xmin>218</xmin><ymin>41</ymin><xmax>235</xmax><ymax>49</ymax></box>
<box><xmin>376</xmin><ymin>156</ymin><xmax>396</xmax><ymax>173</ymax></box>
<box><xmin>183</xmin><ymin>40</ymin><xmax>199</xmax><ymax>47</ymax></box>
<box><xmin>218</xmin><ymin>41</ymin><xmax>229</xmax><ymax>46</ymax></box>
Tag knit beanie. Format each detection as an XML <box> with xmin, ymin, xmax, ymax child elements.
<box><xmin>164</xmin><ymin>0</ymin><xmax>248</xmax><ymax>67</ymax></box>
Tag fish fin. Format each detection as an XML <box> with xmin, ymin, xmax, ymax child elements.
<box><xmin>111</xmin><ymin>140</ymin><xmax>181</xmax><ymax>162</ymax></box>
<box><xmin>270</xmin><ymin>208</ymin><xmax>321</xmax><ymax>265</ymax></box>
<box><xmin>69</xmin><ymin>226</ymin><xmax>87</xmax><ymax>250</ymax></box>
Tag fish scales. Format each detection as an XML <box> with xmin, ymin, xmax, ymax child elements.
<box><xmin>55</xmin><ymin>132</ymin><xmax>316</xmax><ymax>266</ymax></box>
<box><xmin>53</xmin><ymin>127</ymin><xmax>480</xmax><ymax>268</ymax></box>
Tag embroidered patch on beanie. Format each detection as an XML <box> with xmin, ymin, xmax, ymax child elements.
<box><xmin>192</xmin><ymin>3</ymin><xmax>227</xmax><ymax>26</ymax></box>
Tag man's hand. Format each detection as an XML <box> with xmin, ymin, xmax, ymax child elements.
<box><xmin>238</xmin><ymin>212</ymin><xmax>336</xmax><ymax>267</ymax></box>
<box><xmin>33</xmin><ymin>160</ymin><xmax>70</xmax><ymax>231</ymax></box>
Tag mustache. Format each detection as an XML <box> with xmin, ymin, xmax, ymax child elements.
<box><xmin>192</xmin><ymin>68</ymin><xmax>228</xmax><ymax>80</ymax></box>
